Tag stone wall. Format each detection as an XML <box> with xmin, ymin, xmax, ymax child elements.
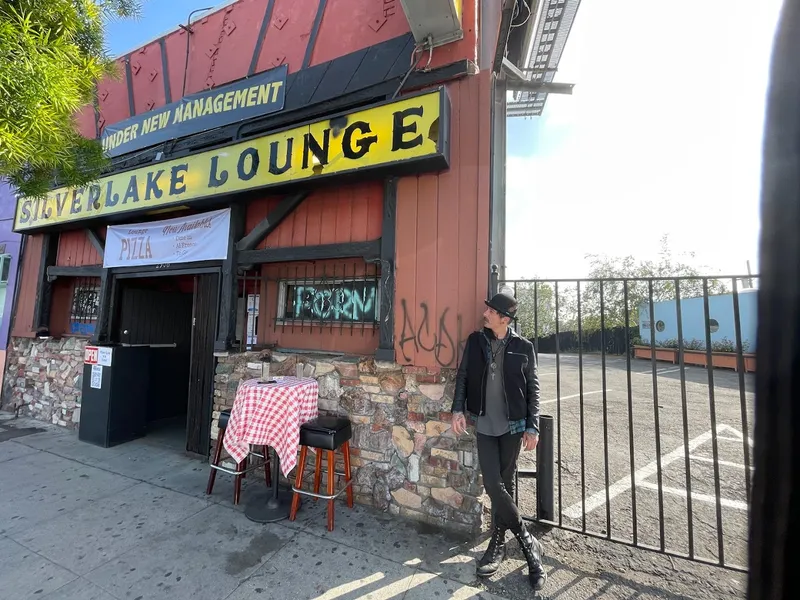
<box><xmin>2</xmin><ymin>337</ymin><xmax>87</xmax><ymax>426</ymax></box>
<box><xmin>213</xmin><ymin>350</ymin><xmax>487</xmax><ymax>534</ymax></box>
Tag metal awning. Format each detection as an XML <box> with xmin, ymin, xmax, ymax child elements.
<box><xmin>507</xmin><ymin>0</ymin><xmax>582</xmax><ymax>117</ymax></box>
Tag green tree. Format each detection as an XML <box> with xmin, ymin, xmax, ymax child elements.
<box><xmin>0</xmin><ymin>1</ymin><xmax>140</xmax><ymax>197</ymax></box>
<box><xmin>502</xmin><ymin>280</ymin><xmax>558</xmax><ymax>338</ymax></box>
<box><xmin>579</xmin><ymin>235</ymin><xmax>729</xmax><ymax>332</ymax></box>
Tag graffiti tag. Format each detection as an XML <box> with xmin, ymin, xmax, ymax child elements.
<box><xmin>398</xmin><ymin>299</ymin><xmax>468</xmax><ymax>367</ymax></box>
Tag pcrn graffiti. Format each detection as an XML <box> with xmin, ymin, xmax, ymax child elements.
<box><xmin>285</xmin><ymin>281</ymin><xmax>378</xmax><ymax>322</ymax></box>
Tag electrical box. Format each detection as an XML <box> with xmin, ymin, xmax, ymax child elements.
<box><xmin>400</xmin><ymin>0</ymin><xmax>463</xmax><ymax>48</ymax></box>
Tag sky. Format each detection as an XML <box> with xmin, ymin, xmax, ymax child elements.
<box><xmin>505</xmin><ymin>0</ymin><xmax>784</xmax><ymax>279</ymax></box>
<box><xmin>106</xmin><ymin>1</ymin><xmax>784</xmax><ymax>280</ymax></box>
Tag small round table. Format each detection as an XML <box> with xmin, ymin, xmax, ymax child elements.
<box><xmin>222</xmin><ymin>376</ymin><xmax>319</xmax><ymax>523</ymax></box>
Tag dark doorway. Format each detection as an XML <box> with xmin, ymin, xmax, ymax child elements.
<box><xmin>114</xmin><ymin>276</ymin><xmax>194</xmax><ymax>451</ymax></box>
<box><xmin>187</xmin><ymin>273</ymin><xmax>219</xmax><ymax>455</ymax></box>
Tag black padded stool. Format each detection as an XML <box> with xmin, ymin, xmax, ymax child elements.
<box><xmin>289</xmin><ymin>416</ymin><xmax>354</xmax><ymax>531</ymax></box>
<box><xmin>206</xmin><ymin>410</ymin><xmax>271</xmax><ymax>505</ymax></box>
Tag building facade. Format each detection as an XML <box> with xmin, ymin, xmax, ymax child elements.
<box><xmin>639</xmin><ymin>289</ymin><xmax>758</xmax><ymax>352</ymax></box>
<box><xmin>0</xmin><ymin>181</ymin><xmax>23</xmax><ymax>386</ymax></box>
<box><xmin>1</xmin><ymin>0</ymin><xmax>567</xmax><ymax>532</ymax></box>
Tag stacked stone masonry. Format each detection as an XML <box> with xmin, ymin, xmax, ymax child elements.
<box><xmin>213</xmin><ymin>350</ymin><xmax>487</xmax><ymax>534</ymax></box>
<box><xmin>2</xmin><ymin>337</ymin><xmax>88</xmax><ymax>427</ymax></box>
<box><xmin>0</xmin><ymin>338</ymin><xmax>488</xmax><ymax>534</ymax></box>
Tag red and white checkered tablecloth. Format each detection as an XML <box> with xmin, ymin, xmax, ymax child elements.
<box><xmin>223</xmin><ymin>377</ymin><xmax>319</xmax><ymax>476</ymax></box>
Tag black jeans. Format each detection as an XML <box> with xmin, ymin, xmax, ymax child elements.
<box><xmin>477</xmin><ymin>431</ymin><xmax>524</xmax><ymax>531</ymax></box>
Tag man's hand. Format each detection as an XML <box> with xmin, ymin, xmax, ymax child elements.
<box><xmin>523</xmin><ymin>432</ymin><xmax>539</xmax><ymax>451</ymax></box>
<box><xmin>451</xmin><ymin>412</ymin><xmax>467</xmax><ymax>436</ymax></box>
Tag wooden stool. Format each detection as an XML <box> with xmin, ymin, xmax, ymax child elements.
<box><xmin>289</xmin><ymin>416</ymin><xmax>354</xmax><ymax>531</ymax></box>
<box><xmin>206</xmin><ymin>410</ymin><xmax>271</xmax><ymax>505</ymax></box>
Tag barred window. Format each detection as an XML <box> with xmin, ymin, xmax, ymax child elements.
<box><xmin>278</xmin><ymin>279</ymin><xmax>379</xmax><ymax>323</ymax></box>
<box><xmin>69</xmin><ymin>278</ymin><xmax>100</xmax><ymax>336</ymax></box>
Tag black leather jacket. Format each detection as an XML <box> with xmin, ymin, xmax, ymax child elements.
<box><xmin>451</xmin><ymin>327</ymin><xmax>541</xmax><ymax>433</ymax></box>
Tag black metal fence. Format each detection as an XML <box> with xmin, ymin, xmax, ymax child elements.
<box><xmin>497</xmin><ymin>272</ymin><xmax>758</xmax><ymax>572</ymax></box>
<box><xmin>233</xmin><ymin>261</ymin><xmax>381</xmax><ymax>352</ymax></box>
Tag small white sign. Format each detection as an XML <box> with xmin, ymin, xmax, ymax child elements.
<box><xmin>97</xmin><ymin>347</ymin><xmax>113</xmax><ymax>367</ymax></box>
<box><xmin>90</xmin><ymin>365</ymin><xmax>103</xmax><ymax>389</ymax></box>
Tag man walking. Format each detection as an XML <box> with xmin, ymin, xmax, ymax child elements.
<box><xmin>451</xmin><ymin>291</ymin><xmax>546</xmax><ymax>591</ymax></box>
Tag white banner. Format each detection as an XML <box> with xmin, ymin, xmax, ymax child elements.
<box><xmin>103</xmin><ymin>208</ymin><xmax>230</xmax><ymax>268</ymax></box>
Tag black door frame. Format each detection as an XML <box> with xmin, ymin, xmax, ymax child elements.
<box><xmin>106</xmin><ymin>262</ymin><xmax>223</xmax><ymax>456</ymax></box>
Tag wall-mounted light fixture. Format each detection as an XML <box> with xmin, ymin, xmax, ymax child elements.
<box><xmin>399</xmin><ymin>0</ymin><xmax>463</xmax><ymax>48</ymax></box>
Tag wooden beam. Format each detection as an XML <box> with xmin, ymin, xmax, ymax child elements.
<box><xmin>215</xmin><ymin>203</ymin><xmax>246</xmax><ymax>352</ymax></box>
<box><xmin>91</xmin><ymin>269</ymin><xmax>112</xmax><ymax>343</ymax></box>
<box><xmin>47</xmin><ymin>265</ymin><xmax>104</xmax><ymax>280</ymax></box>
<box><xmin>238</xmin><ymin>240</ymin><xmax>381</xmax><ymax>265</ymax></box>
<box><xmin>236</xmin><ymin>191</ymin><xmax>309</xmax><ymax>252</ymax></box>
<box><xmin>86</xmin><ymin>229</ymin><xmax>105</xmax><ymax>258</ymax></box>
<box><xmin>376</xmin><ymin>178</ymin><xmax>397</xmax><ymax>362</ymax></box>
<box><xmin>34</xmin><ymin>233</ymin><xmax>59</xmax><ymax>333</ymax></box>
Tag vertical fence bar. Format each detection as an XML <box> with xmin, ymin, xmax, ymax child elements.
<box><xmin>554</xmin><ymin>281</ymin><xmax>562</xmax><ymax>527</ymax></box>
<box><xmin>702</xmin><ymin>278</ymin><xmax>726</xmax><ymax>566</ymax></box>
<box><xmin>533</xmin><ymin>282</ymin><xmax>539</xmax><ymax>356</ymax></box>
<box><xmin>577</xmin><ymin>281</ymin><xmax>587</xmax><ymax>532</ymax></box>
<box><xmin>623</xmin><ymin>280</ymin><xmax>638</xmax><ymax>544</ymax></box>
<box><xmin>674</xmin><ymin>279</ymin><xmax>696</xmax><ymax>559</ymax></box>
<box><xmin>600</xmin><ymin>281</ymin><xmax>611</xmax><ymax>539</ymax></box>
<box><xmin>647</xmin><ymin>280</ymin><xmax>666</xmax><ymax>552</ymax></box>
<box><xmin>731</xmin><ymin>277</ymin><xmax>752</xmax><ymax>506</ymax></box>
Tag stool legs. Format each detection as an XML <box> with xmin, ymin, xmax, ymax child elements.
<box><xmin>234</xmin><ymin>456</ymin><xmax>247</xmax><ymax>505</ymax></box>
<box><xmin>343</xmin><ymin>441</ymin><xmax>354</xmax><ymax>509</ymax></box>
<box><xmin>327</xmin><ymin>450</ymin><xmax>335</xmax><ymax>531</ymax></box>
<box><xmin>289</xmin><ymin>446</ymin><xmax>309</xmax><ymax>521</ymax></box>
<box><xmin>206</xmin><ymin>426</ymin><xmax>226</xmax><ymax>495</ymax></box>
<box><xmin>313</xmin><ymin>452</ymin><xmax>322</xmax><ymax>502</ymax></box>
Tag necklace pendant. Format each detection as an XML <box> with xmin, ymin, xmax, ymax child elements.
<box><xmin>491</xmin><ymin>372</ymin><xmax>496</xmax><ymax>381</ymax></box>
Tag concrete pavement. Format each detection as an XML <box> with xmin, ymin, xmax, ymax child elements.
<box><xmin>0</xmin><ymin>413</ymin><xmax>744</xmax><ymax>599</ymax></box>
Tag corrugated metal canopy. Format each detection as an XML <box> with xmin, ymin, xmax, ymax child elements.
<box><xmin>507</xmin><ymin>0</ymin><xmax>581</xmax><ymax>117</ymax></box>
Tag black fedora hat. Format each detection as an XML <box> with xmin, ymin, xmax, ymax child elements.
<box><xmin>485</xmin><ymin>292</ymin><xmax>518</xmax><ymax>319</ymax></box>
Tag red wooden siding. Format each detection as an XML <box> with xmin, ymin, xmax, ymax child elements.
<box><xmin>74</xmin><ymin>104</ymin><xmax>97</xmax><ymax>140</ymax></box>
<box><xmin>245</xmin><ymin>181</ymin><xmax>382</xmax><ymax>249</ymax></box>
<box><xmin>56</xmin><ymin>230</ymin><xmax>103</xmax><ymax>267</ymax></box>
<box><xmin>251</xmin><ymin>0</ymin><xmax>322</xmax><ymax>75</ymax></box>
<box><xmin>394</xmin><ymin>71</ymin><xmax>492</xmax><ymax>369</ymax></box>
<box><xmin>73</xmin><ymin>0</ymin><xmax>482</xmax><ymax>137</ymax></box>
<box><xmin>11</xmin><ymin>235</ymin><xmax>43</xmax><ymax>338</ymax></box>
<box><xmin>252</xmin><ymin>259</ymin><xmax>379</xmax><ymax>354</ymax></box>
<box><xmin>128</xmin><ymin>40</ymin><xmax>169</xmax><ymax>113</ymax></box>
<box><xmin>97</xmin><ymin>57</ymin><xmax>133</xmax><ymax>134</ymax></box>
<box><xmin>308</xmin><ymin>0</ymin><xmax>411</xmax><ymax>66</ymax></box>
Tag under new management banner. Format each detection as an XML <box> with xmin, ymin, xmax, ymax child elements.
<box><xmin>13</xmin><ymin>88</ymin><xmax>450</xmax><ymax>232</ymax></box>
<box><xmin>101</xmin><ymin>65</ymin><xmax>287</xmax><ymax>158</ymax></box>
<box><xmin>103</xmin><ymin>208</ymin><xmax>231</xmax><ymax>268</ymax></box>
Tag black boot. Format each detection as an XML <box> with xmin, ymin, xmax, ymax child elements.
<box><xmin>476</xmin><ymin>524</ymin><xmax>507</xmax><ymax>577</ymax></box>
<box><xmin>512</xmin><ymin>526</ymin><xmax>547</xmax><ymax>591</ymax></box>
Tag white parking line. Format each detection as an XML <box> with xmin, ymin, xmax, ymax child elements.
<box><xmin>636</xmin><ymin>481</ymin><xmax>748</xmax><ymax>511</ymax></box>
<box><xmin>540</xmin><ymin>389</ymin><xmax>612</xmax><ymax>405</ymax></box>
<box><xmin>633</xmin><ymin>367</ymin><xmax>682</xmax><ymax>376</ymax></box>
<box><xmin>690</xmin><ymin>455</ymin><xmax>753</xmax><ymax>470</ymax></box>
<box><xmin>562</xmin><ymin>424</ymin><xmax>744</xmax><ymax>520</ymax></box>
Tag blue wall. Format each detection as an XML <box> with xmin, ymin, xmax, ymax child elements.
<box><xmin>0</xmin><ymin>181</ymin><xmax>22</xmax><ymax>347</ymax></box>
<box><xmin>638</xmin><ymin>290</ymin><xmax>758</xmax><ymax>352</ymax></box>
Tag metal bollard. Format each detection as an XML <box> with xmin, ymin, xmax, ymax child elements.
<box><xmin>536</xmin><ymin>415</ymin><xmax>555</xmax><ymax>522</ymax></box>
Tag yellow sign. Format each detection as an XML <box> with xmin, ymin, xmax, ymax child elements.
<box><xmin>14</xmin><ymin>89</ymin><xmax>450</xmax><ymax>232</ymax></box>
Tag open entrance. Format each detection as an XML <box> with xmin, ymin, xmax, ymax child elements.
<box><xmin>111</xmin><ymin>272</ymin><xmax>219</xmax><ymax>455</ymax></box>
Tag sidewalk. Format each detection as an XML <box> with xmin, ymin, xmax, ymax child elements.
<box><xmin>0</xmin><ymin>414</ymin><xmax>745</xmax><ymax>600</ymax></box>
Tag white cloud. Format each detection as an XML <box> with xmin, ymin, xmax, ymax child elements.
<box><xmin>506</xmin><ymin>0</ymin><xmax>783</xmax><ymax>280</ymax></box>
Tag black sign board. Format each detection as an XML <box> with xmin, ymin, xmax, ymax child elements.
<box><xmin>101</xmin><ymin>65</ymin><xmax>288</xmax><ymax>158</ymax></box>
